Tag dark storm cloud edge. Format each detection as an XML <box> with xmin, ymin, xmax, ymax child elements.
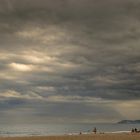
<box><xmin>0</xmin><ymin>0</ymin><xmax>140</xmax><ymax>100</ymax></box>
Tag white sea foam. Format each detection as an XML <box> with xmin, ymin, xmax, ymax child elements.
<box><xmin>105</xmin><ymin>130</ymin><xmax>131</xmax><ymax>134</ymax></box>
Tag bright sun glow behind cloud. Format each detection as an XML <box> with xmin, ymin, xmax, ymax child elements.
<box><xmin>9</xmin><ymin>63</ymin><xmax>34</xmax><ymax>72</ymax></box>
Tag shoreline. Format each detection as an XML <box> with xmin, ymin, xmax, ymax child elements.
<box><xmin>0</xmin><ymin>131</ymin><xmax>131</xmax><ymax>137</ymax></box>
<box><xmin>0</xmin><ymin>133</ymin><xmax>139</xmax><ymax>140</ymax></box>
<box><xmin>0</xmin><ymin>131</ymin><xmax>136</xmax><ymax>137</ymax></box>
<box><xmin>0</xmin><ymin>132</ymin><xmax>139</xmax><ymax>138</ymax></box>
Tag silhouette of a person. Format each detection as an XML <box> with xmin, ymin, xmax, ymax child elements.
<box><xmin>93</xmin><ymin>127</ymin><xmax>97</xmax><ymax>134</ymax></box>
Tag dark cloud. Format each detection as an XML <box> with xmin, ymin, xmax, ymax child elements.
<box><xmin>0</xmin><ymin>0</ymin><xmax>140</xmax><ymax>123</ymax></box>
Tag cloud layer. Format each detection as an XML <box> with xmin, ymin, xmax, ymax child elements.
<box><xmin>0</xmin><ymin>0</ymin><xmax>140</xmax><ymax>123</ymax></box>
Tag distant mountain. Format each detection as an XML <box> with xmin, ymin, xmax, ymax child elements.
<box><xmin>118</xmin><ymin>120</ymin><xmax>140</xmax><ymax>124</ymax></box>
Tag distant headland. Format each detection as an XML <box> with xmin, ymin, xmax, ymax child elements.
<box><xmin>117</xmin><ymin>120</ymin><xmax>140</xmax><ymax>124</ymax></box>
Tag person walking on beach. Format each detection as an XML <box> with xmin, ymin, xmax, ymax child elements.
<box><xmin>93</xmin><ymin>127</ymin><xmax>97</xmax><ymax>134</ymax></box>
<box><xmin>131</xmin><ymin>128</ymin><xmax>135</xmax><ymax>133</ymax></box>
<box><xmin>134</xmin><ymin>128</ymin><xmax>138</xmax><ymax>133</ymax></box>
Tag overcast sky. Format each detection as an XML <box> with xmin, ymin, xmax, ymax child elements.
<box><xmin>0</xmin><ymin>0</ymin><xmax>140</xmax><ymax>124</ymax></box>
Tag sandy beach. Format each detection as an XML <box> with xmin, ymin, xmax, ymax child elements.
<box><xmin>0</xmin><ymin>133</ymin><xmax>139</xmax><ymax>140</ymax></box>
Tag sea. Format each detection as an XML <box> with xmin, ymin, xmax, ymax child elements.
<box><xmin>0</xmin><ymin>123</ymin><xmax>139</xmax><ymax>137</ymax></box>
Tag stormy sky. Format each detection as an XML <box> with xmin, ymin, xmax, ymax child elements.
<box><xmin>0</xmin><ymin>0</ymin><xmax>140</xmax><ymax>123</ymax></box>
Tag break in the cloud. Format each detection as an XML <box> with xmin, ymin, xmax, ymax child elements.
<box><xmin>0</xmin><ymin>0</ymin><xmax>140</xmax><ymax>123</ymax></box>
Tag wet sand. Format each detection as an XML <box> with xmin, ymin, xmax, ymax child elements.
<box><xmin>0</xmin><ymin>133</ymin><xmax>140</xmax><ymax>140</ymax></box>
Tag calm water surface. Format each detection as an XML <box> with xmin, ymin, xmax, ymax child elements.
<box><xmin>0</xmin><ymin>123</ymin><xmax>139</xmax><ymax>136</ymax></box>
